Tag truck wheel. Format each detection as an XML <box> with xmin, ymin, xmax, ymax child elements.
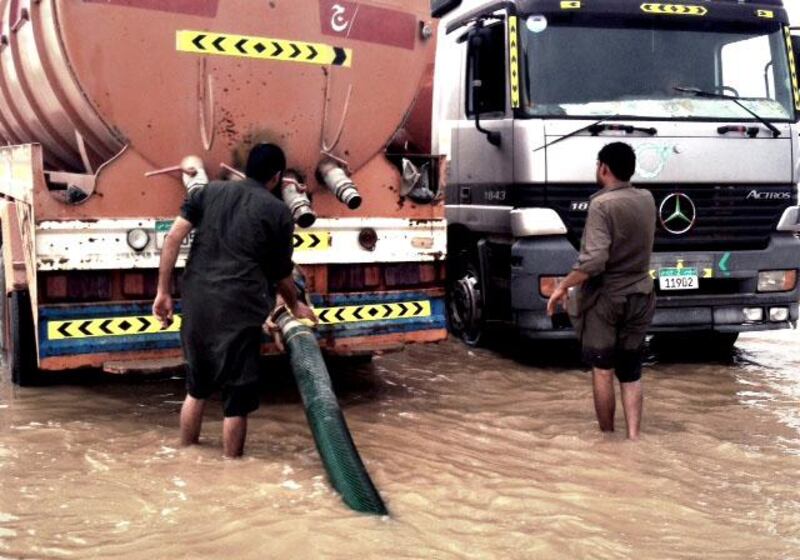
<box><xmin>447</xmin><ymin>253</ymin><xmax>484</xmax><ymax>347</ymax></box>
<box><xmin>8</xmin><ymin>290</ymin><xmax>40</xmax><ymax>386</ymax></box>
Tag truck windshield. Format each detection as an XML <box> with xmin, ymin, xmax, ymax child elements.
<box><xmin>523</xmin><ymin>18</ymin><xmax>795</xmax><ymax>121</ymax></box>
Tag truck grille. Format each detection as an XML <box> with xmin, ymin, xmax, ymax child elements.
<box><xmin>540</xmin><ymin>184</ymin><xmax>795</xmax><ymax>252</ymax></box>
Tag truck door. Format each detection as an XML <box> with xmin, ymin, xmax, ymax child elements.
<box><xmin>455</xmin><ymin>18</ymin><xmax>514</xmax><ymax>210</ymax></box>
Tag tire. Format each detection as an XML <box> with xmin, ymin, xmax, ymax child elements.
<box><xmin>447</xmin><ymin>248</ymin><xmax>485</xmax><ymax>347</ymax></box>
<box><xmin>9</xmin><ymin>290</ymin><xmax>40</xmax><ymax>386</ymax></box>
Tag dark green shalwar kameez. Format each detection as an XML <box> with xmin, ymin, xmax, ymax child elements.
<box><xmin>180</xmin><ymin>178</ymin><xmax>294</xmax><ymax>417</ymax></box>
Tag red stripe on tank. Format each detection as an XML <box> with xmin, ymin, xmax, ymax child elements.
<box><xmin>320</xmin><ymin>1</ymin><xmax>417</xmax><ymax>51</ymax></box>
<box><xmin>82</xmin><ymin>0</ymin><xmax>219</xmax><ymax>17</ymax></box>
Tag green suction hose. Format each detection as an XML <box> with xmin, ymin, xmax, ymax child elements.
<box><xmin>275</xmin><ymin>309</ymin><xmax>388</xmax><ymax>516</ymax></box>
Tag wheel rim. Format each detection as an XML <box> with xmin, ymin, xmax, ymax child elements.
<box><xmin>449</xmin><ymin>270</ymin><xmax>483</xmax><ymax>344</ymax></box>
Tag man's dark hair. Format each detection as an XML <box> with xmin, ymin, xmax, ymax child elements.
<box><xmin>246</xmin><ymin>143</ymin><xmax>286</xmax><ymax>184</ymax></box>
<box><xmin>598</xmin><ymin>142</ymin><xmax>636</xmax><ymax>182</ymax></box>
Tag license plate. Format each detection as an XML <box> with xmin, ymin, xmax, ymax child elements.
<box><xmin>659</xmin><ymin>267</ymin><xmax>698</xmax><ymax>291</ymax></box>
<box><xmin>155</xmin><ymin>220</ymin><xmax>194</xmax><ymax>250</ymax></box>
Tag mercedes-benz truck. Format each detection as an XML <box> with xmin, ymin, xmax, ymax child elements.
<box><xmin>433</xmin><ymin>0</ymin><xmax>800</xmax><ymax>350</ymax></box>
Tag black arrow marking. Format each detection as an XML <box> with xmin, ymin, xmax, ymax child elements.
<box><xmin>78</xmin><ymin>321</ymin><xmax>92</xmax><ymax>337</ymax></box>
<box><xmin>289</xmin><ymin>44</ymin><xmax>301</xmax><ymax>59</ymax></box>
<box><xmin>307</xmin><ymin>45</ymin><xmax>318</xmax><ymax>60</ymax></box>
<box><xmin>353</xmin><ymin>307</ymin><xmax>365</xmax><ymax>320</ymax></box>
<box><xmin>332</xmin><ymin>47</ymin><xmax>347</xmax><ymax>66</ymax></box>
<box><xmin>308</xmin><ymin>235</ymin><xmax>321</xmax><ymax>249</ymax></box>
<box><xmin>318</xmin><ymin>310</ymin><xmax>331</xmax><ymax>323</ymax></box>
<box><xmin>137</xmin><ymin>318</ymin><xmax>150</xmax><ymax>333</ymax></box>
<box><xmin>58</xmin><ymin>323</ymin><xmax>71</xmax><ymax>338</ymax></box>
<box><xmin>192</xmin><ymin>34</ymin><xmax>207</xmax><ymax>50</ymax></box>
<box><xmin>270</xmin><ymin>41</ymin><xmax>283</xmax><ymax>56</ymax></box>
<box><xmin>382</xmin><ymin>304</ymin><xmax>393</xmax><ymax>317</ymax></box>
<box><xmin>397</xmin><ymin>303</ymin><xmax>410</xmax><ymax>316</ymax></box>
<box><xmin>100</xmin><ymin>320</ymin><xmax>113</xmax><ymax>335</ymax></box>
<box><xmin>412</xmin><ymin>302</ymin><xmax>425</xmax><ymax>316</ymax></box>
<box><xmin>235</xmin><ymin>38</ymin><xmax>248</xmax><ymax>54</ymax></box>
<box><xmin>334</xmin><ymin>308</ymin><xmax>346</xmax><ymax>322</ymax></box>
<box><xmin>212</xmin><ymin>36</ymin><xmax>226</xmax><ymax>52</ymax></box>
<box><xmin>293</xmin><ymin>234</ymin><xmax>302</xmax><ymax>248</ymax></box>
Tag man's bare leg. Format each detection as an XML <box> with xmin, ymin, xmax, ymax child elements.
<box><xmin>620</xmin><ymin>380</ymin><xmax>643</xmax><ymax>440</ymax></box>
<box><xmin>592</xmin><ymin>368</ymin><xmax>616</xmax><ymax>432</ymax></box>
<box><xmin>180</xmin><ymin>395</ymin><xmax>206</xmax><ymax>446</ymax></box>
<box><xmin>223</xmin><ymin>416</ymin><xmax>248</xmax><ymax>458</ymax></box>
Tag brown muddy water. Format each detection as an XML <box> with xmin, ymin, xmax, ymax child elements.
<box><xmin>1</xmin><ymin>331</ymin><xmax>799</xmax><ymax>559</ymax></box>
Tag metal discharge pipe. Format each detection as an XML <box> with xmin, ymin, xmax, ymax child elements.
<box><xmin>281</xmin><ymin>171</ymin><xmax>317</xmax><ymax>229</ymax></box>
<box><xmin>318</xmin><ymin>161</ymin><xmax>363</xmax><ymax>210</ymax></box>
<box><xmin>274</xmin><ymin>308</ymin><xmax>388</xmax><ymax>516</ymax></box>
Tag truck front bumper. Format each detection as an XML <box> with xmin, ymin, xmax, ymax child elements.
<box><xmin>511</xmin><ymin>234</ymin><xmax>800</xmax><ymax>339</ymax></box>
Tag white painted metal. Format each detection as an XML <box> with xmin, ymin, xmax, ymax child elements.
<box><xmin>510</xmin><ymin>208</ymin><xmax>567</xmax><ymax>237</ymax></box>
<box><xmin>35</xmin><ymin>218</ymin><xmax>447</xmax><ymax>271</ymax></box>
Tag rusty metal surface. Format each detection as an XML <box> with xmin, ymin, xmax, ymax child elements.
<box><xmin>0</xmin><ymin>0</ymin><xmax>439</xmax><ymax>221</ymax></box>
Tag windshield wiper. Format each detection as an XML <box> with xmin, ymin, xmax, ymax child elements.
<box><xmin>532</xmin><ymin>116</ymin><xmax>658</xmax><ymax>153</ymax></box>
<box><xmin>532</xmin><ymin>116</ymin><xmax>615</xmax><ymax>153</ymax></box>
<box><xmin>673</xmin><ymin>86</ymin><xmax>781</xmax><ymax>138</ymax></box>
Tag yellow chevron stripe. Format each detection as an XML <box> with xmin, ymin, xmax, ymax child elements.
<box><xmin>293</xmin><ymin>231</ymin><xmax>332</xmax><ymax>251</ymax></box>
<box><xmin>315</xmin><ymin>300</ymin><xmax>432</xmax><ymax>325</ymax></box>
<box><xmin>508</xmin><ymin>16</ymin><xmax>520</xmax><ymax>109</ymax></box>
<box><xmin>48</xmin><ymin>315</ymin><xmax>182</xmax><ymax>341</ymax></box>
<box><xmin>177</xmin><ymin>30</ymin><xmax>352</xmax><ymax>67</ymax></box>
<box><xmin>640</xmin><ymin>3</ymin><xmax>707</xmax><ymax>16</ymax></box>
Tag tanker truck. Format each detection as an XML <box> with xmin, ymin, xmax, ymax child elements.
<box><xmin>0</xmin><ymin>0</ymin><xmax>447</xmax><ymax>385</ymax></box>
<box><xmin>433</xmin><ymin>0</ymin><xmax>800</xmax><ymax>351</ymax></box>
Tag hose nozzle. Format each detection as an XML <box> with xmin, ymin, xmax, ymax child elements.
<box><xmin>180</xmin><ymin>155</ymin><xmax>208</xmax><ymax>194</ymax></box>
<box><xmin>281</xmin><ymin>171</ymin><xmax>317</xmax><ymax>229</ymax></box>
<box><xmin>318</xmin><ymin>161</ymin><xmax>362</xmax><ymax>210</ymax></box>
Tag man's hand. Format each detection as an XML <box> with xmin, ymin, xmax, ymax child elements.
<box><xmin>153</xmin><ymin>292</ymin><xmax>174</xmax><ymax>329</ymax></box>
<box><xmin>547</xmin><ymin>285</ymin><xmax>568</xmax><ymax>317</ymax></box>
<box><xmin>290</xmin><ymin>301</ymin><xmax>318</xmax><ymax>325</ymax></box>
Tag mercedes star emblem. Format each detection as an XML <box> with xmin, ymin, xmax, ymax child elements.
<box><xmin>659</xmin><ymin>193</ymin><xmax>696</xmax><ymax>235</ymax></box>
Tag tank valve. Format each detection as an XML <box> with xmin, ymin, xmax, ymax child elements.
<box><xmin>181</xmin><ymin>155</ymin><xmax>208</xmax><ymax>195</ymax></box>
<box><xmin>282</xmin><ymin>170</ymin><xmax>317</xmax><ymax>229</ymax></box>
<box><xmin>318</xmin><ymin>161</ymin><xmax>363</xmax><ymax>210</ymax></box>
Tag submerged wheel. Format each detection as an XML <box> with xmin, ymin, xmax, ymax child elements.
<box><xmin>8</xmin><ymin>290</ymin><xmax>40</xmax><ymax>386</ymax></box>
<box><xmin>447</xmin><ymin>258</ymin><xmax>484</xmax><ymax>347</ymax></box>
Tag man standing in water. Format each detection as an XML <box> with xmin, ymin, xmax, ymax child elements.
<box><xmin>153</xmin><ymin>144</ymin><xmax>317</xmax><ymax>457</ymax></box>
<box><xmin>547</xmin><ymin>142</ymin><xmax>656</xmax><ymax>440</ymax></box>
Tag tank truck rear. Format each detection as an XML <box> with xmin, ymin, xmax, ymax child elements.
<box><xmin>0</xmin><ymin>0</ymin><xmax>446</xmax><ymax>384</ymax></box>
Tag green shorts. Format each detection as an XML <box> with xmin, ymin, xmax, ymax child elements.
<box><xmin>572</xmin><ymin>291</ymin><xmax>655</xmax><ymax>383</ymax></box>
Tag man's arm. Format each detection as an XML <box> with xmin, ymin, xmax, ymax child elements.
<box><xmin>153</xmin><ymin>217</ymin><xmax>193</xmax><ymax>328</ymax></box>
<box><xmin>276</xmin><ymin>275</ymin><xmax>318</xmax><ymax>324</ymax></box>
<box><xmin>547</xmin><ymin>203</ymin><xmax>611</xmax><ymax>316</ymax></box>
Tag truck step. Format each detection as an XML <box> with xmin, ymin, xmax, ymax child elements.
<box><xmin>102</xmin><ymin>357</ymin><xmax>185</xmax><ymax>375</ymax></box>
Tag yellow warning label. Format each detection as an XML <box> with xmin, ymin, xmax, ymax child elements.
<box><xmin>293</xmin><ymin>232</ymin><xmax>331</xmax><ymax>251</ymax></box>
<box><xmin>785</xmin><ymin>27</ymin><xmax>800</xmax><ymax>111</ymax></box>
<box><xmin>561</xmin><ymin>1</ymin><xmax>581</xmax><ymax>9</ymax></box>
<box><xmin>177</xmin><ymin>30</ymin><xmax>352</xmax><ymax>67</ymax></box>
<box><xmin>756</xmin><ymin>9</ymin><xmax>774</xmax><ymax>19</ymax></box>
<box><xmin>315</xmin><ymin>300</ymin><xmax>432</xmax><ymax>325</ymax></box>
<box><xmin>640</xmin><ymin>3</ymin><xmax>707</xmax><ymax>16</ymax></box>
<box><xmin>508</xmin><ymin>16</ymin><xmax>520</xmax><ymax>110</ymax></box>
<box><xmin>48</xmin><ymin>315</ymin><xmax>182</xmax><ymax>341</ymax></box>
<box><xmin>47</xmin><ymin>300</ymin><xmax>433</xmax><ymax>340</ymax></box>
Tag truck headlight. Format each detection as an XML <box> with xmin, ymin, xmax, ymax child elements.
<box><xmin>757</xmin><ymin>270</ymin><xmax>797</xmax><ymax>293</ymax></box>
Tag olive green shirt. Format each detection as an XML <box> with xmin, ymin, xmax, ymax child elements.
<box><xmin>574</xmin><ymin>184</ymin><xmax>656</xmax><ymax>296</ymax></box>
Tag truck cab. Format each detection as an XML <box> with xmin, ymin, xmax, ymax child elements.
<box><xmin>433</xmin><ymin>0</ymin><xmax>800</xmax><ymax>349</ymax></box>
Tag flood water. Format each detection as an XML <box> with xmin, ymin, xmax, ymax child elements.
<box><xmin>1</xmin><ymin>331</ymin><xmax>799</xmax><ymax>559</ymax></box>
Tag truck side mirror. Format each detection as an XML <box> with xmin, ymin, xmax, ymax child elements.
<box><xmin>468</xmin><ymin>32</ymin><xmax>502</xmax><ymax>147</ymax></box>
